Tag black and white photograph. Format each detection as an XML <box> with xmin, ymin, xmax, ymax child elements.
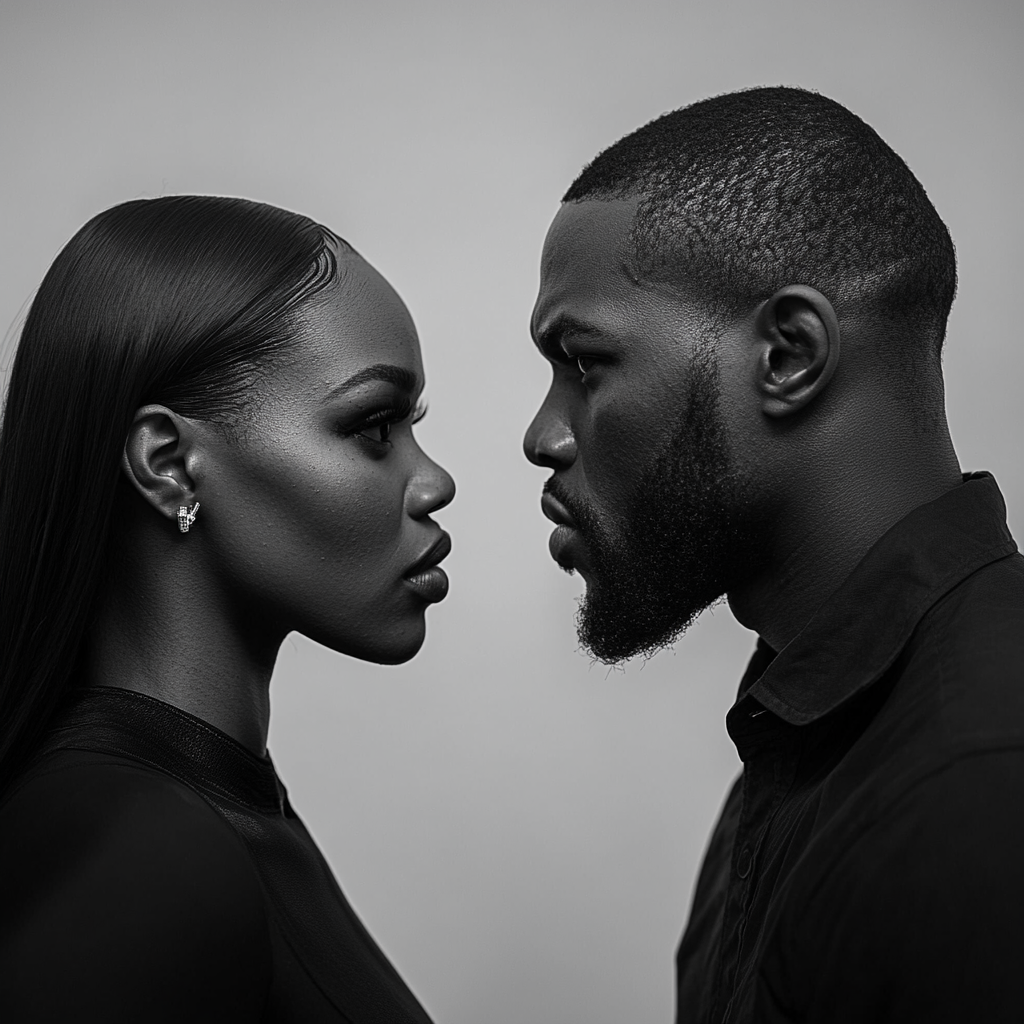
<box><xmin>0</xmin><ymin>2</ymin><xmax>1021</xmax><ymax>1022</ymax></box>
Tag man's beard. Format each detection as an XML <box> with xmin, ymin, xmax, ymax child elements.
<box><xmin>551</xmin><ymin>346</ymin><xmax>767</xmax><ymax>665</ymax></box>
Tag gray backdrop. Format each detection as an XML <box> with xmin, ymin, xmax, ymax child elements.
<box><xmin>1</xmin><ymin>2</ymin><xmax>1021</xmax><ymax>1022</ymax></box>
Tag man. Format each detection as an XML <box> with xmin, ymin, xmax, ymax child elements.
<box><xmin>524</xmin><ymin>86</ymin><xmax>1024</xmax><ymax>1023</ymax></box>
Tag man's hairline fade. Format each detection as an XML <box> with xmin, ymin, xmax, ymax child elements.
<box><xmin>560</xmin><ymin>86</ymin><xmax>958</xmax><ymax>379</ymax></box>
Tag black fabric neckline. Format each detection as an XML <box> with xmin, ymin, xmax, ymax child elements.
<box><xmin>740</xmin><ymin>472</ymin><xmax>1017</xmax><ymax>728</ymax></box>
<box><xmin>46</xmin><ymin>686</ymin><xmax>285</xmax><ymax>813</ymax></box>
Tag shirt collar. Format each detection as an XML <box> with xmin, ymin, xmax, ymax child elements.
<box><xmin>736</xmin><ymin>472</ymin><xmax>1017</xmax><ymax>729</ymax></box>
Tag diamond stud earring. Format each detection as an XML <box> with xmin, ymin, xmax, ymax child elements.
<box><xmin>177</xmin><ymin>502</ymin><xmax>200</xmax><ymax>534</ymax></box>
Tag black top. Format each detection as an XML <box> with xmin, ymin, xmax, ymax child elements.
<box><xmin>675</xmin><ymin>472</ymin><xmax>1024</xmax><ymax>1023</ymax></box>
<box><xmin>0</xmin><ymin>686</ymin><xmax>434</xmax><ymax>1024</ymax></box>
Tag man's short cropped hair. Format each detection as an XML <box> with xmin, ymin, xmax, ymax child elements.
<box><xmin>564</xmin><ymin>86</ymin><xmax>957</xmax><ymax>359</ymax></box>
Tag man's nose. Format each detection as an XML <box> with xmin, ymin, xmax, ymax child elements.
<box><xmin>523</xmin><ymin>390</ymin><xmax>577</xmax><ymax>470</ymax></box>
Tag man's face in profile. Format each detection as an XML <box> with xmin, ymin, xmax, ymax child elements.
<box><xmin>524</xmin><ymin>198</ymin><xmax>767</xmax><ymax>663</ymax></box>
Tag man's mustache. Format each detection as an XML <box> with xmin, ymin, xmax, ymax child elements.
<box><xmin>543</xmin><ymin>476</ymin><xmax>585</xmax><ymax>522</ymax></box>
<box><xmin>543</xmin><ymin>476</ymin><xmax>607</xmax><ymax>543</ymax></box>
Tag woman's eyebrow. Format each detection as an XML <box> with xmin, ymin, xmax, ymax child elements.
<box><xmin>325</xmin><ymin>363</ymin><xmax>421</xmax><ymax>400</ymax></box>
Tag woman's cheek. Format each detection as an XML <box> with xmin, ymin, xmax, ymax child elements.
<box><xmin>320</xmin><ymin>473</ymin><xmax>404</xmax><ymax>557</ymax></box>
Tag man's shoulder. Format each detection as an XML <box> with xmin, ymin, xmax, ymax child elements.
<box><xmin>762</xmin><ymin>746</ymin><xmax>1024</xmax><ymax>1023</ymax></box>
<box><xmin>908</xmin><ymin>548</ymin><xmax>1024</xmax><ymax>740</ymax></box>
<box><xmin>748</xmin><ymin>550</ymin><xmax>1024</xmax><ymax>1021</ymax></box>
<box><xmin>793</xmin><ymin>549</ymin><xmax>1024</xmax><ymax>891</ymax></box>
<box><xmin>927</xmin><ymin>545</ymin><xmax>1024</xmax><ymax>645</ymax></box>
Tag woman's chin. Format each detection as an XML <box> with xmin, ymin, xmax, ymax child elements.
<box><xmin>307</xmin><ymin>617</ymin><xmax>428</xmax><ymax>666</ymax></box>
<box><xmin>364</xmin><ymin>633</ymin><xmax>425</xmax><ymax>666</ymax></box>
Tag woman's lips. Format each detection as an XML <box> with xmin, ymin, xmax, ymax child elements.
<box><xmin>405</xmin><ymin>566</ymin><xmax>449</xmax><ymax>602</ymax></box>
<box><xmin>404</xmin><ymin>532</ymin><xmax>452</xmax><ymax>603</ymax></box>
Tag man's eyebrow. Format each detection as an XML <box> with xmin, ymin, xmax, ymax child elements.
<box><xmin>325</xmin><ymin>363</ymin><xmax>420</xmax><ymax>399</ymax></box>
<box><xmin>533</xmin><ymin>313</ymin><xmax>603</xmax><ymax>354</ymax></box>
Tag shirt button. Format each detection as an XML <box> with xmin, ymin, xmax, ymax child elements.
<box><xmin>736</xmin><ymin>845</ymin><xmax>753</xmax><ymax>879</ymax></box>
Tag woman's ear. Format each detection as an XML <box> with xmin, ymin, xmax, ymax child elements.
<box><xmin>754</xmin><ymin>285</ymin><xmax>841</xmax><ymax>417</ymax></box>
<box><xmin>121</xmin><ymin>405</ymin><xmax>197</xmax><ymax>522</ymax></box>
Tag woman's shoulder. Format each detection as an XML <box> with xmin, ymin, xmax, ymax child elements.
<box><xmin>0</xmin><ymin>750</ymin><xmax>273</xmax><ymax>1021</ymax></box>
<box><xmin>0</xmin><ymin>748</ymin><xmax>268</xmax><ymax>907</ymax></box>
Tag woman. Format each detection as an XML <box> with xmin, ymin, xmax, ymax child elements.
<box><xmin>0</xmin><ymin>196</ymin><xmax>453</xmax><ymax>1021</ymax></box>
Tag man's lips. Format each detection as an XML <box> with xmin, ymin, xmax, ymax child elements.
<box><xmin>540</xmin><ymin>492</ymin><xmax>587</xmax><ymax>571</ymax></box>
<box><xmin>540</xmin><ymin>492</ymin><xmax>578</xmax><ymax>529</ymax></box>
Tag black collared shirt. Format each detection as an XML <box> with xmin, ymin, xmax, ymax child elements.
<box><xmin>676</xmin><ymin>473</ymin><xmax>1024</xmax><ymax>1024</ymax></box>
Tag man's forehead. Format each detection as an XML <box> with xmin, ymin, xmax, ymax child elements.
<box><xmin>533</xmin><ymin>197</ymin><xmax>712</xmax><ymax>349</ymax></box>
<box><xmin>534</xmin><ymin>198</ymin><xmax>643</xmax><ymax>332</ymax></box>
<box><xmin>540</xmin><ymin>197</ymin><xmax>639</xmax><ymax>275</ymax></box>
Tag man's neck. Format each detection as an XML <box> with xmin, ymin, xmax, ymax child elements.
<box><xmin>729</xmin><ymin>443</ymin><xmax>963</xmax><ymax>652</ymax></box>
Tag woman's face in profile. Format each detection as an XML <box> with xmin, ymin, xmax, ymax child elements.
<box><xmin>193</xmin><ymin>252</ymin><xmax>455</xmax><ymax>664</ymax></box>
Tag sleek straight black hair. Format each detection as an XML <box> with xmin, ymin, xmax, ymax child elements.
<box><xmin>0</xmin><ymin>195</ymin><xmax>341</xmax><ymax>784</ymax></box>
<box><xmin>565</xmin><ymin>86</ymin><xmax>957</xmax><ymax>367</ymax></box>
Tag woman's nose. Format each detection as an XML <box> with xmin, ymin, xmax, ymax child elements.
<box><xmin>523</xmin><ymin>391</ymin><xmax>577</xmax><ymax>471</ymax></box>
<box><xmin>407</xmin><ymin>452</ymin><xmax>456</xmax><ymax>519</ymax></box>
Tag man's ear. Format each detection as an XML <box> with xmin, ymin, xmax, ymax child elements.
<box><xmin>754</xmin><ymin>285</ymin><xmax>840</xmax><ymax>417</ymax></box>
<box><xmin>121</xmin><ymin>405</ymin><xmax>197</xmax><ymax>522</ymax></box>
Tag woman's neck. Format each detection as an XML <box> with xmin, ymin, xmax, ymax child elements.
<box><xmin>86</xmin><ymin>531</ymin><xmax>281</xmax><ymax>756</ymax></box>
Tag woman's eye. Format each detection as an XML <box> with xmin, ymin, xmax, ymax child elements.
<box><xmin>361</xmin><ymin>421</ymin><xmax>391</xmax><ymax>444</ymax></box>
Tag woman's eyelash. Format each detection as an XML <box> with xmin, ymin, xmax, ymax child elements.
<box><xmin>350</xmin><ymin>397</ymin><xmax>428</xmax><ymax>440</ymax></box>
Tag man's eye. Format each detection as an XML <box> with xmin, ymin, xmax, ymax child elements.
<box><xmin>577</xmin><ymin>355</ymin><xmax>598</xmax><ymax>375</ymax></box>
